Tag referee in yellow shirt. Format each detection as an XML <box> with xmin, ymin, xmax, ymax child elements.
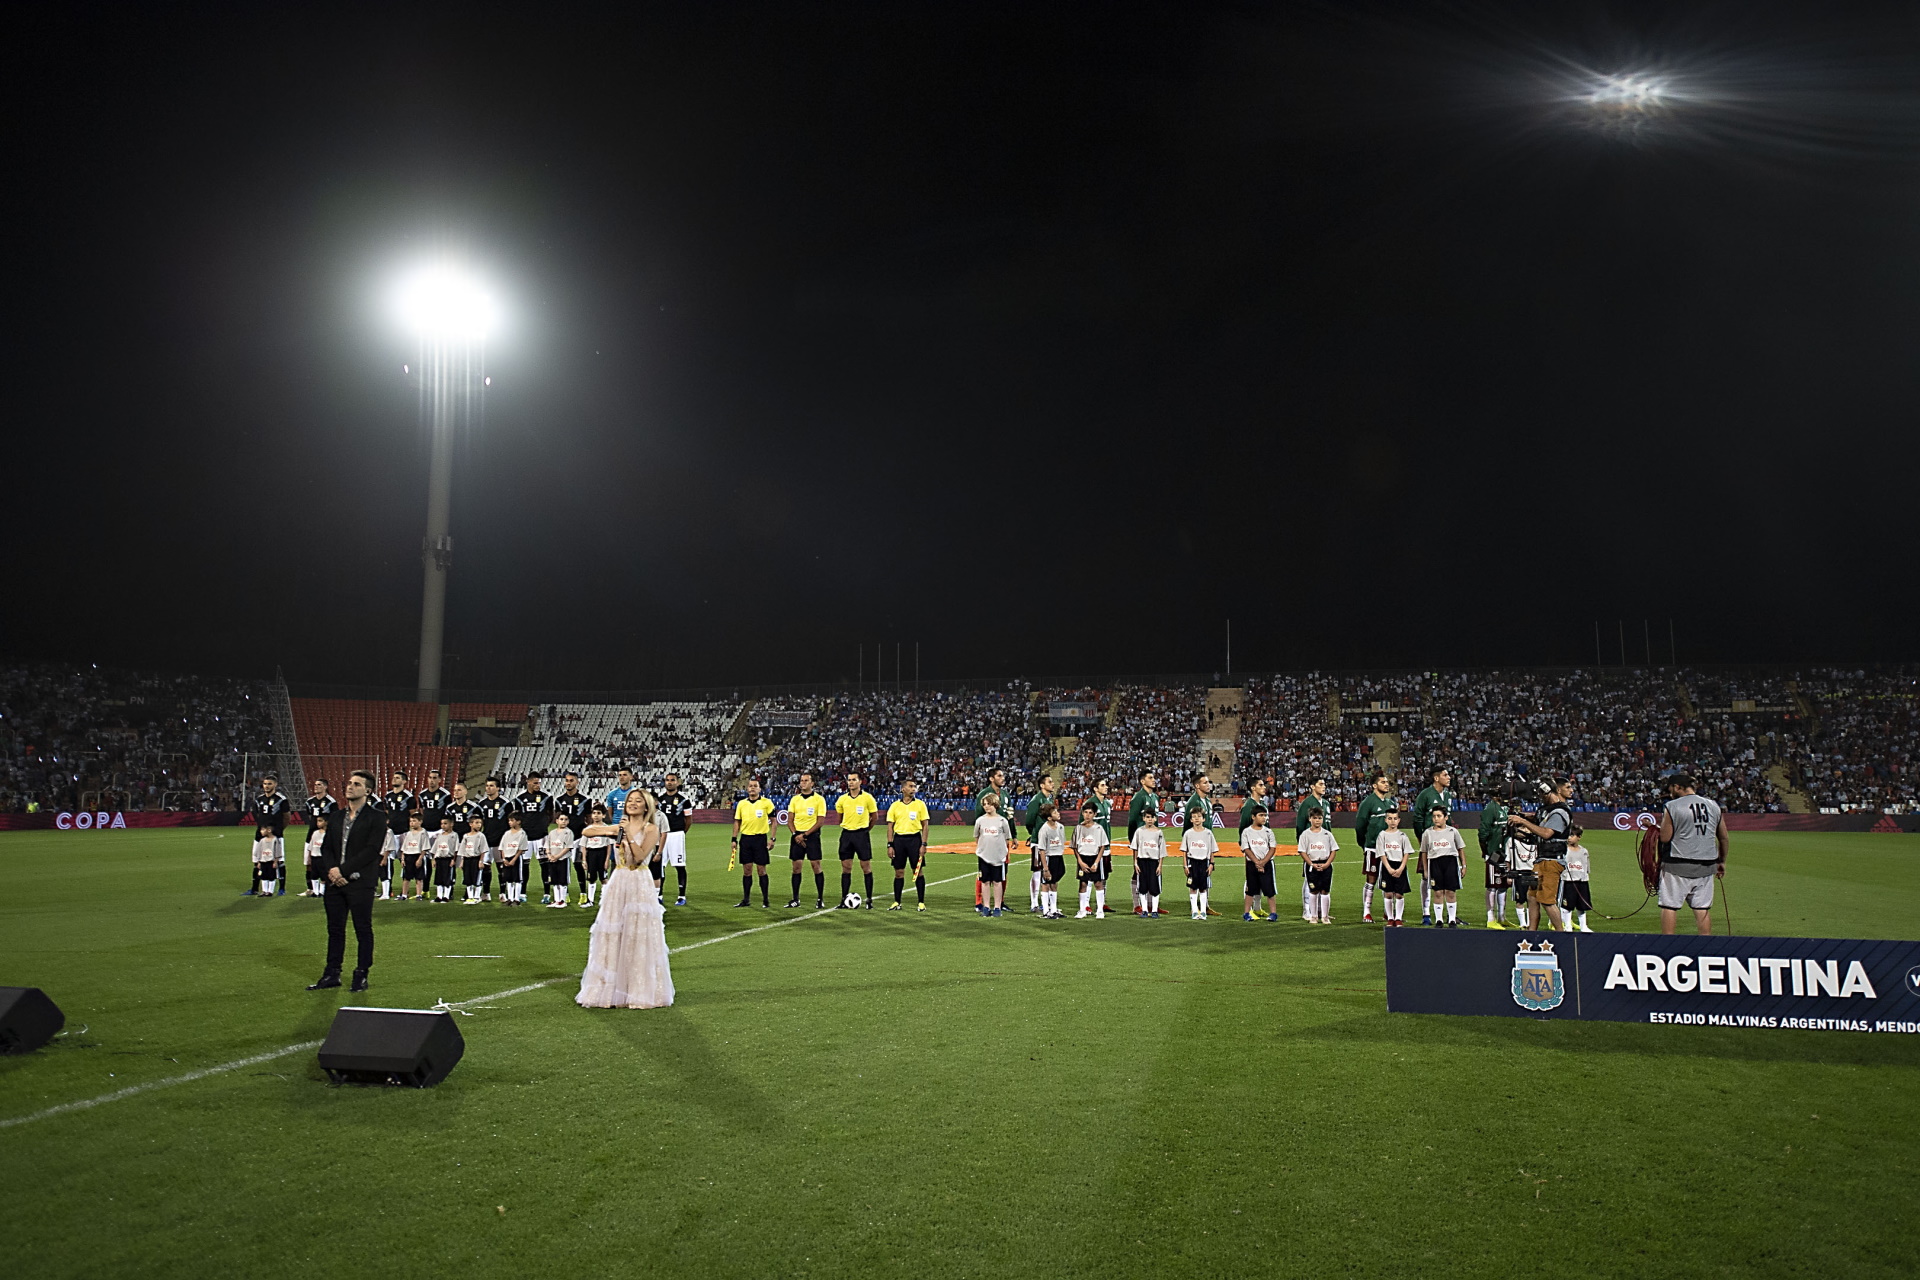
<box><xmin>785</xmin><ymin>771</ymin><xmax>830</xmax><ymax>909</ymax></box>
<box><xmin>886</xmin><ymin>778</ymin><xmax>933</xmax><ymax>912</ymax></box>
<box><xmin>836</xmin><ymin>770</ymin><xmax>882</xmax><ymax>909</ymax></box>
<box><xmin>732</xmin><ymin>777</ymin><xmax>776</xmax><ymax>908</ymax></box>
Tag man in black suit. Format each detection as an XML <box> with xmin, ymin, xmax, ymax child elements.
<box><xmin>308</xmin><ymin>769</ymin><xmax>384</xmax><ymax>993</ymax></box>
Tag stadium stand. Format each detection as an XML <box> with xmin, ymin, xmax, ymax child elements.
<box><xmin>492</xmin><ymin>702</ymin><xmax>742</xmax><ymax>804</ymax></box>
<box><xmin>0</xmin><ymin>664</ymin><xmax>275</xmax><ymax>812</ymax></box>
<box><xmin>289</xmin><ymin>699</ymin><xmax>465</xmax><ymax>797</ymax></box>
<box><xmin>1</xmin><ymin>663</ymin><xmax>1912</xmax><ymax>814</ymax></box>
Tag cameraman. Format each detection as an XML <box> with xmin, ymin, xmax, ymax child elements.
<box><xmin>1506</xmin><ymin>778</ymin><xmax>1573</xmax><ymax>932</ymax></box>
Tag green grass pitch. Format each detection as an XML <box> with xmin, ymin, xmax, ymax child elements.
<box><xmin>2</xmin><ymin>826</ymin><xmax>1917</xmax><ymax>1278</ymax></box>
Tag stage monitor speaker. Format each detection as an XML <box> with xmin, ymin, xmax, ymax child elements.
<box><xmin>0</xmin><ymin>986</ymin><xmax>65</xmax><ymax>1054</ymax></box>
<box><xmin>317</xmin><ymin>1007</ymin><xmax>465</xmax><ymax>1087</ymax></box>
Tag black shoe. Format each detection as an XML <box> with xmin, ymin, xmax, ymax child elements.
<box><xmin>785</xmin><ymin>899</ymin><xmax>801</xmax><ymax>908</ymax></box>
<box><xmin>734</xmin><ymin>899</ymin><xmax>751</xmax><ymax>908</ymax></box>
<box><xmin>307</xmin><ymin>973</ymin><xmax>341</xmax><ymax>990</ymax></box>
<box><xmin>815</xmin><ymin>900</ymin><xmax>825</xmax><ymax>910</ymax></box>
<box><xmin>350</xmin><ymin>970</ymin><xmax>369</xmax><ymax>993</ymax></box>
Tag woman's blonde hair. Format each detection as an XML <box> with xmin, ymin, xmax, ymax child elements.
<box><xmin>622</xmin><ymin>788</ymin><xmax>657</xmax><ymax>826</ymax></box>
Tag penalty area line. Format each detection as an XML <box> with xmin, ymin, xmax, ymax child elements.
<box><xmin>0</xmin><ymin>871</ymin><xmax>978</xmax><ymax>1131</ymax></box>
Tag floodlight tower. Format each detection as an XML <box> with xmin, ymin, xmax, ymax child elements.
<box><xmin>396</xmin><ymin>265</ymin><xmax>495</xmax><ymax>705</ymax></box>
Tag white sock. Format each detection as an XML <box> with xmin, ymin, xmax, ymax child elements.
<box><xmin>1079</xmin><ymin>888</ymin><xmax>1091</xmax><ymax>913</ymax></box>
<box><xmin>1302</xmin><ymin>878</ymin><xmax>1312</xmax><ymax>911</ymax></box>
<box><xmin>1447</xmin><ymin>901</ymin><xmax>1457</xmax><ymax>922</ymax></box>
<box><xmin>1421</xmin><ymin>877</ymin><xmax>1431</xmax><ymax>915</ymax></box>
<box><xmin>1096</xmin><ymin>888</ymin><xmax>1106</xmax><ymax>913</ymax></box>
<box><xmin>261</xmin><ymin>879</ymin><xmax>275</xmax><ymax>895</ymax></box>
<box><xmin>1363</xmin><ymin>883</ymin><xmax>1375</xmax><ymax>916</ymax></box>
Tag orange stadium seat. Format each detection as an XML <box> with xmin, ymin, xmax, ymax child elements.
<box><xmin>291</xmin><ymin>699</ymin><xmax>466</xmax><ymax>793</ymax></box>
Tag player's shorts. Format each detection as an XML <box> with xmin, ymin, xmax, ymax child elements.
<box><xmin>1379</xmin><ymin>865</ymin><xmax>1411</xmax><ymax>894</ymax></box>
<box><xmin>1531</xmin><ymin>859</ymin><xmax>1563</xmax><ymax>905</ymax></box>
<box><xmin>889</xmin><ymin>834</ymin><xmax>924</xmax><ymax>871</ymax></box>
<box><xmin>1136</xmin><ymin>860</ymin><xmax>1163</xmax><ymax>896</ymax></box>
<box><xmin>789</xmin><ymin>828</ymin><xmax>824</xmax><ymax>861</ymax></box>
<box><xmin>1658</xmin><ymin>868</ymin><xmax>1715</xmax><ymax>911</ymax></box>
<box><xmin>271</xmin><ymin>836</ymin><xmax>286</xmax><ymax>859</ymax></box>
<box><xmin>1363</xmin><ymin>850</ymin><xmax>1382</xmax><ymax>878</ymax></box>
<box><xmin>1186</xmin><ymin>857</ymin><xmax>1212</xmax><ymax>891</ymax></box>
<box><xmin>433</xmin><ymin>858</ymin><xmax>456</xmax><ymax>886</ymax></box>
<box><xmin>498</xmin><ymin>858</ymin><xmax>523</xmax><ymax>883</ymax></box>
<box><xmin>540</xmin><ymin>858</ymin><xmax>571</xmax><ymax>887</ymax></box>
<box><xmin>662</xmin><ymin>830</ymin><xmax>688</xmax><ymax>867</ymax></box>
<box><xmin>1305</xmin><ymin>863</ymin><xmax>1333</xmax><ymax>894</ymax></box>
<box><xmin>585</xmin><ymin>848</ymin><xmax>611</xmax><ymax>881</ymax></box>
<box><xmin>738</xmin><ymin>833</ymin><xmax>770</xmax><ymax>866</ymax></box>
<box><xmin>1428</xmin><ymin>856</ymin><xmax>1462</xmax><ymax>892</ymax></box>
<box><xmin>403</xmin><ymin>854</ymin><xmax>426</xmax><ymax>876</ymax></box>
<box><xmin>1561</xmin><ymin>879</ymin><xmax>1593</xmax><ymax>912</ymax></box>
<box><xmin>1244</xmin><ymin>861</ymin><xmax>1276</xmax><ymax>898</ymax></box>
<box><xmin>839</xmin><ymin>828</ymin><xmax>873</xmax><ymax>861</ymax></box>
<box><xmin>976</xmin><ymin>858</ymin><xmax>1005</xmax><ymax>883</ymax></box>
<box><xmin>1043</xmin><ymin>853</ymin><xmax>1067</xmax><ymax>885</ymax></box>
<box><xmin>461</xmin><ymin>855</ymin><xmax>482</xmax><ymax>884</ymax></box>
<box><xmin>1076</xmin><ymin>853</ymin><xmax>1110</xmax><ymax>883</ymax></box>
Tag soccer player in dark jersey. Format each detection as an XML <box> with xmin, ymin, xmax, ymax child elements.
<box><xmin>378</xmin><ymin>772</ymin><xmax>414</xmax><ymax>901</ymax></box>
<box><xmin>301</xmin><ymin>778</ymin><xmax>338</xmax><ymax>897</ymax></box>
<box><xmin>478</xmin><ymin>777</ymin><xmax>512</xmax><ymax>903</ymax></box>
<box><xmin>515</xmin><ymin>771</ymin><xmax>555</xmax><ymax>902</ymax></box>
<box><xmin>416</xmin><ymin>769</ymin><xmax>451</xmax><ymax>834</ymax></box>
<box><xmin>658</xmin><ymin>772</ymin><xmax>694</xmax><ymax>905</ymax></box>
<box><xmin>553</xmin><ymin>771</ymin><xmax>593</xmax><ymax>898</ymax></box>
<box><xmin>249</xmin><ymin>774</ymin><xmax>294</xmax><ymax>896</ymax></box>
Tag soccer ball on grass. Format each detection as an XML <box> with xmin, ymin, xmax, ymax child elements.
<box><xmin>842</xmin><ymin>892</ymin><xmax>863</xmax><ymax>910</ymax></box>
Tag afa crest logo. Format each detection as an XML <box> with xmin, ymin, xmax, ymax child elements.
<box><xmin>1511</xmin><ymin>941</ymin><xmax>1566</xmax><ymax>1012</ymax></box>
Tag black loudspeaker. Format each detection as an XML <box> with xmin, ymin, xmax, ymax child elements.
<box><xmin>317</xmin><ymin>1007</ymin><xmax>465</xmax><ymax>1087</ymax></box>
<box><xmin>0</xmin><ymin>987</ymin><xmax>65</xmax><ymax>1054</ymax></box>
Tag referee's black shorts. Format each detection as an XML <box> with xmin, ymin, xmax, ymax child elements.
<box><xmin>839</xmin><ymin>827</ymin><xmax>873</xmax><ymax>862</ymax></box>
<box><xmin>738</xmin><ymin>833</ymin><xmax>770</xmax><ymax>866</ymax></box>
<box><xmin>889</xmin><ymin>833</ymin><xmax>924</xmax><ymax>870</ymax></box>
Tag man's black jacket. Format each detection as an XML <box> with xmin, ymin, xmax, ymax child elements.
<box><xmin>319</xmin><ymin>801</ymin><xmax>387</xmax><ymax>891</ymax></box>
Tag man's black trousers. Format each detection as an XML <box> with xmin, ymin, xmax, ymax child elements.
<box><xmin>323</xmin><ymin>885</ymin><xmax>375</xmax><ymax>975</ymax></box>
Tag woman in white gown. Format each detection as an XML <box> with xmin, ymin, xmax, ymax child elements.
<box><xmin>576</xmin><ymin>790</ymin><xmax>675</xmax><ymax>1009</ymax></box>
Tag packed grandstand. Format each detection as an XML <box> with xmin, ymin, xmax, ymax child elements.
<box><xmin>1</xmin><ymin>662</ymin><xmax>1913</xmax><ymax>816</ymax></box>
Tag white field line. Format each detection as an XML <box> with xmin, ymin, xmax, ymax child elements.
<box><xmin>0</xmin><ymin>871</ymin><xmax>976</xmax><ymax>1131</ymax></box>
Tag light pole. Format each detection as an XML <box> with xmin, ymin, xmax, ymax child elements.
<box><xmin>396</xmin><ymin>265</ymin><xmax>495</xmax><ymax>705</ymax></box>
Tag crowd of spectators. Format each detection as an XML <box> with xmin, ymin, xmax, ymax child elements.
<box><xmin>0</xmin><ymin>664</ymin><xmax>276</xmax><ymax>813</ymax></box>
<box><xmin>1794</xmin><ymin>668</ymin><xmax>1919</xmax><ymax>812</ymax></box>
<box><xmin>3</xmin><ymin>661</ymin><xmax>1912</xmax><ymax>818</ymax></box>
<box><xmin>754</xmin><ymin>685</ymin><xmax>1046</xmax><ymax>803</ymax></box>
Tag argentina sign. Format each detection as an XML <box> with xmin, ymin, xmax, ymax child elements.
<box><xmin>1384</xmin><ymin>929</ymin><xmax>1920</xmax><ymax>1033</ymax></box>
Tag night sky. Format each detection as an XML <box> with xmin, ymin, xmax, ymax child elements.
<box><xmin>9</xmin><ymin>2</ymin><xmax>1919</xmax><ymax>693</ymax></box>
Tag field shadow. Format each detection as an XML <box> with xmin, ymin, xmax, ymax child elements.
<box><xmin>592</xmin><ymin>1007</ymin><xmax>789</xmax><ymax>1135</ymax></box>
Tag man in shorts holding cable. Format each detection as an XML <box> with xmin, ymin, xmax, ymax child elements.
<box><xmin>1657</xmin><ymin>772</ymin><xmax>1728</xmax><ymax>935</ymax></box>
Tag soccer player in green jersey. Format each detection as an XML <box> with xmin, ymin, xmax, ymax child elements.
<box><xmin>1293</xmin><ymin>777</ymin><xmax>1332</xmax><ymax>921</ymax></box>
<box><xmin>1024</xmin><ymin>774</ymin><xmax>1060</xmax><ymax>914</ymax></box>
<box><xmin>1409</xmin><ymin>766</ymin><xmax>1457</xmax><ymax>924</ymax></box>
<box><xmin>1353</xmin><ymin>772</ymin><xmax>1400</xmax><ymax>924</ymax></box>
<box><xmin>1183</xmin><ymin>775</ymin><xmax>1216</xmax><ymax>830</ymax></box>
<box><xmin>1126</xmin><ymin>770</ymin><xmax>1161</xmax><ymax>838</ymax></box>
<box><xmin>1477</xmin><ymin>792</ymin><xmax>1512</xmax><ymax>928</ymax></box>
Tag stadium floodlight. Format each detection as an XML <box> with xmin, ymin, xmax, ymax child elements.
<box><xmin>395</xmin><ymin>265</ymin><xmax>497</xmax><ymax>342</ymax></box>
<box><xmin>392</xmin><ymin>260</ymin><xmax>497</xmax><ymax>706</ymax></box>
<box><xmin>1581</xmin><ymin>71</ymin><xmax>1672</xmax><ymax>112</ymax></box>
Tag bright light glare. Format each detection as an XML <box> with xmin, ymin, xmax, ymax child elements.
<box><xmin>1582</xmin><ymin>72</ymin><xmax>1672</xmax><ymax>112</ymax></box>
<box><xmin>395</xmin><ymin>265</ymin><xmax>497</xmax><ymax>340</ymax></box>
